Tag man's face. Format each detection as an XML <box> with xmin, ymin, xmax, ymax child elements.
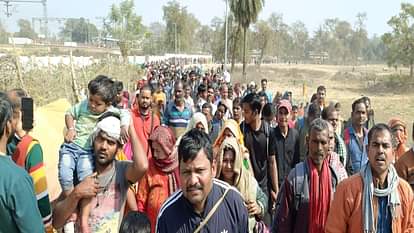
<box><xmin>327</xmin><ymin>123</ymin><xmax>335</xmax><ymax>153</ymax></box>
<box><xmin>242</xmin><ymin>103</ymin><xmax>256</xmax><ymax>125</ymax></box>
<box><xmin>216</xmin><ymin>105</ymin><xmax>226</xmax><ymax>120</ymax></box>
<box><xmin>185</xmin><ymin>86</ymin><xmax>192</xmax><ymax>98</ymax></box>
<box><xmin>179</xmin><ymin>149</ymin><xmax>215</xmax><ymax>211</ymax></box>
<box><xmin>261</xmin><ymin>81</ymin><xmax>267</xmax><ymax>90</ymax></box>
<box><xmin>93</xmin><ymin>131</ymin><xmax>119</xmax><ymax>167</ymax></box>
<box><xmin>307</xmin><ymin>128</ymin><xmax>330</xmax><ymax>166</ymax></box>
<box><xmin>232</xmin><ymin>105</ymin><xmax>242</xmax><ymax>121</ymax></box>
<box><xmin>138</xmin><ymin>89</ymin><xmax>152</xmax><ymax>111</ymax></box>
<box><xmin>202</xmin><ymin>107</ymin><xmax>212</xmax><ymax>122</ymax></box>
<box><xmin>327</xmin><ymin>110</ymin><xmax>339</xmax><ymax>131</ymax></box>
<box><xmin>292</xmin><ymin>108</ymin><xmax>298</xmax><ymax>121</ymax></box>
<box><xmin>207</xmin><ymin>88</ymin><xmax>215</xmax><ymax>102</ymax></box>
<box><xmin>277</xmin><ymin>107</ymin><xmax>289</xmax><ymax>127</ymax></box>
<box><xmin>352</xmin><ymin>103</ymin><xmax>367</xmax><ymax>127</ymax></box>
<box><xmin>174</xmin><ymin>84</ymin><xmax>184</xmax><ymax>101</ymax></box>
<box><xmin>220</xmin><ymin>86</ymin><xmax>228</xmax><ymax>99</ymax></box>
<box><xmin>317</xmin><ymin>89</ymin><xmax>326</xmax><ymax>103</ymax></box>
<box><xmin>367</xmin><ymin>129</ymin><xmax>393</xmax><ymax>178</ymax></box>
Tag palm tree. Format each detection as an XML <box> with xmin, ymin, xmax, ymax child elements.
<box><xmin>229</xmin><ymin>0</ymin><xmax>265</xmax><ymax>80</ymax></box>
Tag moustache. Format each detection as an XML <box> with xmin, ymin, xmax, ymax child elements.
<box><xmin>186</xmin><ymin>184</ymin><xmax>203</xmax><ymax>192</ymax></box>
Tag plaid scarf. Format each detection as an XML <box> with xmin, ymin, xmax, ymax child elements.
<box><xmin>335</xmin><ymin>132</ymin><xmax>347</xmax><ymax>166</ymax></box>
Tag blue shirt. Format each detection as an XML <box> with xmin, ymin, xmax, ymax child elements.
<box><xmin>346</xmin><ymin>126</ymin><xmax>368</xmax><ymax>174</ymax></box>
<box><xmin>377</xmin><ymin>196</ymin><xmax>391</xmax><ymax>233</ymax></box>
<box><xmin>156</xmin><ymin>179</ymin><xmax>249</xmax><ymax>233</ymax></box>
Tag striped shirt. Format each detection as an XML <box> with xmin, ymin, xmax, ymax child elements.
<box><xmin>162</xmin><ymin>103</ymin><xmax>192</xmax><ymax>139</ymax></box>
<box><xmin>7</xmin><ymin>135</ymin><xmax>53</xmax><ymax>233</ymax></box>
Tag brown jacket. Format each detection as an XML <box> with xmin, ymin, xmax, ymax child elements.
<box><xmin>325</xmin><ymin>173</ymin><xmax>414</xmax><ymax>233</ymax></box>
<box><xmin>395</xmin><ymin>148</ymin><xmax>414</xmax><ymax>190</ymax></box>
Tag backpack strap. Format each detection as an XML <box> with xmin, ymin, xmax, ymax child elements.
<box><xmin>293</xmin><ymin>162</ymin><xmax>308</xmax><ymax>211</ymax></box>
<box><xmin>193</xmin><ymin>187</ymin><xmax>231</xmax><ymax>233</ymax></box>
<box><xmin>12</xmin><ymin>135</ymin><xmax>37</xmax><ymax>169</ymax></box>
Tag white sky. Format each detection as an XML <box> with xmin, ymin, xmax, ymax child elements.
<box><xmin>0</xmin><ymin>0</ymin><xmax>412</xmax><ymax>37</ymax></box>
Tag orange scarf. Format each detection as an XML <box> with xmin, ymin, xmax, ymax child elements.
<box><xmin>308</xmin><ymin>158</ymin><xmax>332</xmax><ymax>233</ymax></box>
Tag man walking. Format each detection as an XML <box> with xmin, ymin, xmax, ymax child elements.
<box><xmin>326</xmin><ymin>124</ymin><xmax>413</xmax><ymax>233</ymax></box>
<box><xmin>0</xmin><ymin>92</ymin><xmax>44</xmax><ymax>233</ymax></box>
<box><xmin>273</xmin><ymin>119</ymin><xmax>343</xmax><ymax>233</ymax></box>
<box><xmin>156</xmin><ymin>129</ymin><xmax>248</xmax><ymax>233</ymax></box>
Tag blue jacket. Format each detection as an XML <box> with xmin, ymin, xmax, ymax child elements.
<box><xmin>156</xmin><ymin>179</ymin><xmax>249</xmax><ymax>233</ymax></box>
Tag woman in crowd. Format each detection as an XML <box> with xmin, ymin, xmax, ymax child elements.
<box><xmin>217</xmin><ymin>137</ymin><xmax>268</xmax><ymax>232</ymax></box>
<box><xmin>213</xmin><ymin>119</ymin><xmax>252</xmax><ymax>176</ymax></box>
<box><xmin>136</xmin><ymin>126</ymin><xmax>179</xmax><ymax>233</ymax></box>
<box><xmin>388</xmin><ymin>117</ymin><xmax>409</xmax><ymax>161</ymax></box>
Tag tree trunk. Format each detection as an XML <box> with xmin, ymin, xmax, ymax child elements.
<box><xmin>410</xmin><ymin>62</ymin><xmax>413</xmax><ymax>78</ymax></box>
<box><xmin>231</xmin><ymin>26</ymin><xmax>241</xmax><ymax>73</ymax></box>
<box><xmin>242</xmin><ymin>27</ymin><xmax>247</xmax><ymax>81</ymax></box>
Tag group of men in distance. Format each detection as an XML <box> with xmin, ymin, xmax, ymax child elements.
<box><xmin>0</xmin><ymin>61</ymin><xmax>413</xmax><ymax>233</ymax></box>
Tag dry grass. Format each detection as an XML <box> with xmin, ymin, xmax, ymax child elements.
<box><xmin>231</xmin><ymin>64</ymin><xmax>413</xmax><ymax>143</ymax></box>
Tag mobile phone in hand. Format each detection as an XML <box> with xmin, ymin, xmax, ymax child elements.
<box><xmin>21</xmin><ymin>97</ymin><xmax>34</xmax><ymax>131</ymax></box>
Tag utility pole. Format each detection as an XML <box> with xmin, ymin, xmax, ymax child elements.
<box><xmin>224</xmin><ymin>0</ymin><xmax>228</xmax><ymax>72</ymax></box>
<box><xmin>1</xmin><ymin>0</ymin><xmax>48</xmax><ymax>38</ymax></box>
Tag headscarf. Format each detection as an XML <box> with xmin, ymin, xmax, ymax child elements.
<box><xmin>388</xmin><ymin>117</ymin><xmax>409</xmax><ymax>160</ymax></box>
<box><xmin>361</xmin><ymin>163</ymin><xmax>400</xmax><ymax>233</ymax></box>
<box><xmin>218</xmin><ymin>137</ymin><xmax>256</xmax><ymax>202</ymax></box>
<box><xmin>185</xmin><ymin>112</ymin><xmax>209</xmax><ymax>134</ymax></box>
<box><xmin>213</xmin><ymin>119</ymin><xmax>244</xmax><ymax>148</ymax></box>
<box><xmin>149</xmin><ymin>125</ymin><xmax>180</xmax><ymax>194</ymax></box>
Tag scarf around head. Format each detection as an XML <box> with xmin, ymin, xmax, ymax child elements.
<box><xmin>213</xmin><ymin>119</ymin><xmax>245</xmax><ymax>148</ymax></box>
<box><xmin>218</xmin><ymin>137</ymin><xmax>256</xmax><ymax>202</ymax></box>
<box><xmin>361</xmin><ymin>163</ymin><xmax>400</xmax><ymax>233</ymax></box>
<box><xmin>149</xmin><ymin>125</ymin><xmax>180</xmax><ymax>194</ymax></box>
<box><xmin>185</xmin><ymin>112</ymin><xmax>209</xmax><ymax>134</ymax></box>
<box><xmin>308</xmin><ymin>157</ymin><xmax>332</xmax><ymax>233</ymax></box>
<box><xmin>388</xmin><ymin>117</ymin><xmax>409</xmax><ymax>160</ymax></box>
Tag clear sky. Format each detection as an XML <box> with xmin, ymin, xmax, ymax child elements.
<box><xmin>0</xmin><ymin>0</ymin><xmax>412</xmax><ymax>37</ymax></box>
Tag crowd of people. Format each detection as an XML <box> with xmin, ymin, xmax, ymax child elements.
<box><xmin>0</xmin><ymin>61</ymin><xmax>413</xmax><ymax>233</ymax></box>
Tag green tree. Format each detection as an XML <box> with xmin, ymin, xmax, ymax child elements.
<box><xmin>268</xmin><ymin>13</ymin><xmax>290</xmax><ymax>62</ymax></box>
<box><xmin>230</xmin><ymin>0</ymin><xmax>265</xmax><ymax>78</ymax></box>
<box><xmin>163</xmin><ymin>0</ymin><xmax>200</xmax><ymax>53</ymax></box>
<box><xmin>0</xmin><ymin>21</ymin><xmax>9</xmax><ymax>43</ymax></box>
<box><xmin>60</xmin><ymin>18</ymin><xmax>98</xmax><ymax>43</ymax></box>
<box><xmin>253</xmin><ymin>20</ymin><xmax>272</xmax><ymax>64</ymax></box>
<box><xmin>15</xmin><ymin>19</ymin><xmax>37</xmax><ymax>39</ymax></box>
<box><xmin>195</xmin><ymin>25</ymin><xmax>213</xmax><ymax>53</ymax></box>
<box><xmin>142</xmin><ymin>22</ymin><xmax>165</xmax><ymax>55</ymax></box>
<box><xmin>350</xmin><ymin>12</ymin><xmax>368</xmax><ymax>63</ymax></box>
<box><xmin>289</xmin><ymin>21</ymin><xmax>309</xmax><ymax>61</ymax></box>
<box><xmin>106</xmin><ymin>0</ymin><xmax>143</xmax><ymax>59</ymax></box>
<box><xmin>382</xmin><ymin>3</ymin><xmax>414</xmax><ymax>77</ymax></box>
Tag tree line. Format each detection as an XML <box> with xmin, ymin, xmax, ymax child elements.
<box><xmin>0</xmin><ymin>0</ymin><xmax>412</xmax><ymax>77</ymax></box>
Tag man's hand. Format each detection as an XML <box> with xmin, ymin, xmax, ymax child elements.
<box><xmin>64</xmin><ymin>129</ymin><xmax>76</xmax><ymax>143</ymax></box>
<box><xmin>73</xmin><ymin>173</ymin><xmax>99</xmax><ymax>199</ymax></box>
<box><xmin>246</xmin><ymin>200</ymin><xmax>261</xmax><ymax>216</ymax></box>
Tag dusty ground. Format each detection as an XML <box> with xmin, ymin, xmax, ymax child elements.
<box><xmin>231</xmin><ymin>64</ymin><xmax>413</xmax><ymax>142</ymax></box>
<box><xmin>37</xmin><ymin>64</ymin><xmax>413</xmax><ymax>200</ymax></box>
